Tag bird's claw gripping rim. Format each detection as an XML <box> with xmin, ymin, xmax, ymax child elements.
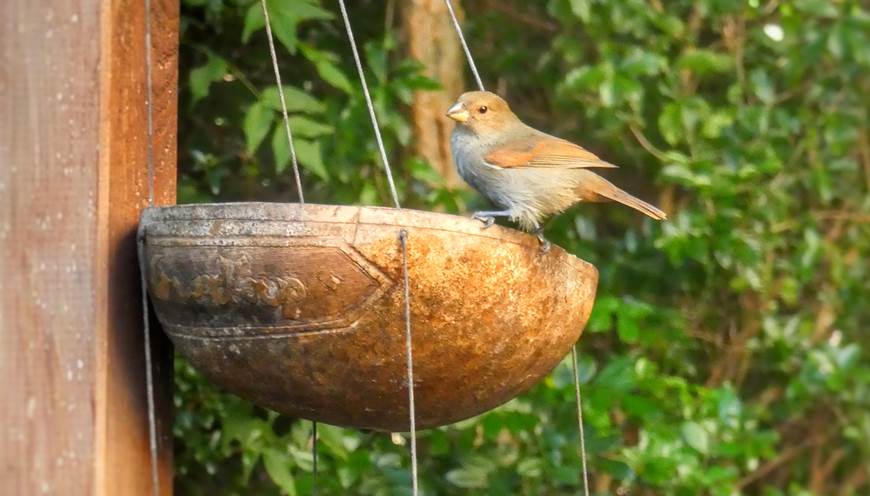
<box><xmin>472</xmin><ymin>213</ymin><xmax>496</xmax><ymax>229</ymax></box>
<box><xmin>536</xmin><ymin>233</ymin><xmax>551</xmax><ymax>254</ymax></box>
<box><xmin>530</xmin><ymin>226</ymin><xmax>551</xmax><ymax>254</ymax></box>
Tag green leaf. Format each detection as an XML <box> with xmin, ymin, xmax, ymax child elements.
<box><xmin>750</xmin><ymin>69</ymin><xmax>776</xmax><ymax>104</ymax></box>
<box><xmin>658</xmin><ymin>103</ymin><xmax>683</xmax><ymax>146</ymax></box>
<box><xmin>268</xmin><ymin>0</ymin><xmax>333</xmax><ymax>54</ymax></box>
<box><xmin>576</xmin><ymin>354</ymin><xmax>597</xmax><ymax>384</ymax></box>
<box><xmin>677</xmin><ymin>49</ymin><xmax>733</xmax><ymax>75</ymax></box>
<box><xmin>446</xmin><ymin>467</ymin><xmax>488</xmax><ymax>488</ymax></box>
<box><xmin>271</xmin><ymin>117</ymin><xmax>333</xmax><ymax>174</ymax></box>
<box><xmin>622</xmin><ymin>394</ymin><xmax>660</xmax><ymax>418</ymax></box>
<box><xmin>400</xmin><ymin>73</ymin><xmax>442</xmax><ymax>92</ymax></box>
<box><xmin>271</xmin><ymin>125</ymin><xmax>291</xmax><ymax>173</ymax></box>
<box><xmin>240</xmin><ymin>449</ymin><xmax>261</xmax><ymax>484</ymax></box>
<box><xmin>262</xmin><ymin>448</ymin><xmax>297</xmax><ymax>496</ymax></box>
<box><xmin>407</xmin><ymin>157</ymin><xmax>445</xmax><ymax>187</ymax></box>
<box><xmin>661</xmin><ymin>163</ymin><xmax>713</xmax><ymax>187</ymax></box>
<box><xmin>241</xmin><ymin>3</ymin><xmax>264</xmax><ymax>44</ymax></box>
<box><xmin>682</xmin><ymin>422</ymin><xmax>711</xmax><ymax>455</ymax></box>
<box><xmin>427</xmin><ymin>430</ymin><xmax>451</xmax><ymax>456</ymax></box>
<box><xmin>316</xmin><ymin>424</ymin><xmax>349</xmax><ymax>460</ymax></box>
<box><xmin>569</xmin><ymin>0</ymin><xmax>591</xmax><ymax>22</ymax></box>
<box><xmin>242</xmin><ymin>0</ymin><xmax>332</xmax><ymax>50</ymax></box>
<box><xmin>793</xmin><ymin>0</ymin><xmax>839</xmax><ymax>17</ymax></box>
<box><xmin>298</xmin><ymin>43</ymin><xmax>354</xmax><ymax>93</ymax></box>
<box><xmin>562</xmin><ymin>66</ymin><xmax>606</xmax><ymax>92</ymax></box>
<box><xmin>364</xmin><ymin>41</ymin><xmax>388</xmax><ymax>83</ymax></box>
<box><xmin>621</xmin><ymin>50</ymin><xmax>667</xmax><ymax>76</ymax></box>
<box><xmin>260</xmin><ymin>86</ymin><xmax>326</xmax><ymax>114</ymax></box>
<box><xmin>617</xmin><ymin>308</ymin><xmax>640</xmax><ymax>343</ymax></box>
<box><xmin>336</xmin><ymin>451</ymin><xmax>369</xmax><ymax>489</ymax></box>
<box><xmin>517</xmin><ymin>458</ymin><xmax>544</xmax><ymax>478</ymax></box>
<box><xmin>220</xmin><ymin>403</ymin><xmax>262</xmax><ymax>451</ymax></box>
<box><xmin>701</xmin><ymin>110</ymin><xmax>735</xmax><ymax>138</ymax></box>
<box><xmin>288</xmin><ymin>116</ymin><xmax>334</xmax><ymax>138</ymax></box>
<box><xmin>189</xmin><ymin>53</ymin><xmax>227</xmax><ymax>105</ymax></box>
<box><xmin>588</xmin><ymin>295</ymin><xmax>618</xmax><ymax>332</ymax></box>
<box><xmin>316</xmin><ymin>61</ymin><xmax>353</xmax><ymax>93</ymax></box>
<box><xmin>599</xmin><ymin>78</ymin><xmax>616</xmax><ymax>107</ymax></box>
<box><xmin>243</xmin><ymin>102</ymin><xmax>274</xmax><ymax>155</ymax></box>
<box><xmin>294</xmin><ymin>138</ymin><xmax>328</xmax><ymax>180</ymax></box>
<box><xmin>288</xmin><ymin>445</ymin><xmax>314</xmax><ymax>471</ymax></box>
<box><xmin>595</xmin><ymin>357</ymin><xmax>635</xmax><ymax>393</ymax></box>
<box><xmin>651</xmin><ymin>14</ymin><xmax>685</xmax><ymax>37</ymax></box>
<box><xmin>716</xmin><ymin>387</ymin><xmax>743</xmax><ymax>425</ymax></box>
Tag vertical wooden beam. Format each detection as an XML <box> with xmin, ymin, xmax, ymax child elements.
<box><xmin>96</xmin><ymin>0</ymin><xmax>178</xmax><ymax>494</ymax></box>
<box><xmin>0</xmin><ymin>0</ymin><xmax>178</xmax><ymax>493</ymax></box>
<box><xmin>402</xmin><ymin>0</ymin><xmax>466</xmax><ymax>188</ymax></box>
<box><xmin>0</xmin><ymin>2</ymin><xmax>103</xmax><ymax>492</ymax></box>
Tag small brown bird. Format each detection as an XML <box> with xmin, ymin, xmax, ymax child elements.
<box><xmin>447</xmin><ymin>91</ymin><xmax>666</xmax><ymax>251</ymax></box>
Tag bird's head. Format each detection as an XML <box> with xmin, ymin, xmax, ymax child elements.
<box><xmin>446</xmin><ymin>91</ymin><xmax>519</xmax><ymax>134</ymax></box>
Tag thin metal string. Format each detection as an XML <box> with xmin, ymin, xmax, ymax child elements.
<box><xmin>335</xmin><ymin>3</ymin><xmax>418</xmax><ymax>492</ymax></box>
<box><xmin>259</xmin><ymin>0</ymin><xmax>305</xmax><ymax>203</ymax></box>
<box><xmin>442</xmin><ymin>0</ymin><xmax>485</xmax><ymax>91</ymax></box>
<box><xmin>143</xmin><ymin>0</ymin><xmax>156</xmax><ymax>205</ymax></box>
<box><xmin>443</xmin><ymin>3</ymin><xmax>590</xmax><ymax>488</ymax></box>
<box><xmin>399</xmin><ymin>229</ymin><xmax>418</xmax><ymax>495</ymax></box>
<box><xmin>142</xmin><ymin>0</ymin><xmax>160</xmax><ymax>493</ymax></box>
<box><xmin>138</xmin><ymin>227</ymin><xmax>160</xmax><ymax>496</ymax></box>
<box><xmin>571</xmin><ymin>346</ymin><xmax>590</xmax><ymax>496</ymax></box>
<box><xmin>257</xmin><ymin>0</ymin><xmax>316</xmax><ymax>486</ymax></box>
<box><xmin>337</xmin><ymin>0</ymin><xmax>401</xmax><ymax>209</ymax></box>
<box><xmin>311</xmin><ymin>421</ymin><xmax>318</xmax><ymax>495</ymax></box>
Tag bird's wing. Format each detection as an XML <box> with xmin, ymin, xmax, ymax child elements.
<box><xmin>484</xmin><ymin>134</ymin><xmax>618</xmax><ymax>169</ymax></box>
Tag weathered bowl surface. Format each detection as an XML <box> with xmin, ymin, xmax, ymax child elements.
<box><xmin>141</xmin><ymin>203</ymin><xmax>597</xmax><ymax>431</ymax></box>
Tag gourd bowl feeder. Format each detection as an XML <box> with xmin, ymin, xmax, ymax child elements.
<box><xmin>141</xmin><ymin>202</ymin><xmax>598</xmax><ymax>431</ymax></box>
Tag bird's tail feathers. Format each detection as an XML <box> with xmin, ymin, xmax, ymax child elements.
<box><xmin>594</xmin><ymin>183</ymin><xmax>667</xmax><ymax>220</ymax></box>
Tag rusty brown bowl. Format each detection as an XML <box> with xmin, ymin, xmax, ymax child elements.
<box><xmin>140</xmin><ymin>202</ymin><xmax>597</xmax><ymax>431</ymax></box>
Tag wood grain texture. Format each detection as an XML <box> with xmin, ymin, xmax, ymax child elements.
<box><xmin>1</xmin><ymin>1</ymin><xmax>103</xmax><ymax>492</ymax></box>
<box><xmin>96</xmin><ymin>0</ymin><xmax>178</xmax><ymax>494</ymax></box>
<box><xmin>0</xmin><ymin>0</ymin><xmax>177</xmax><ymax>493</ymax></box>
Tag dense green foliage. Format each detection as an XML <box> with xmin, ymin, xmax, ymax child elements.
<box><xmin>175</xmin><ymin>0</ymin><xmax>869</xmax><ymax>494</ymax></box>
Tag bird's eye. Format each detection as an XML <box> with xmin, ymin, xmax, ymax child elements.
<box><xmin>478</xmin><ymin>106</ymin><xmax>488</xmax><ymax>114</ymax></box>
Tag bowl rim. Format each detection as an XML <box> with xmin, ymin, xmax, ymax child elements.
<box><xmin>140</xmin><ymin>202</ymin><xmax>595</xmax><ymax>270</ymax></box>
<box><xmin>142</xmin><ymin>201</ymin><xmax>523</xmax><ymax>240</ymax></box>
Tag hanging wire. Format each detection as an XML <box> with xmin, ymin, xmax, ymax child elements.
<box><xmin>337</xmin><ymin>1</ymin><xmax>418</xmax><ymax>492</ymax></box>
<box><xmin>399</xmin><ymin>230</ymin><xmax>419</xmax><ymax>495</ymax></box>
<box><xmin>141</xmin><ymin>0</ymin><xmax>161</xmax><ymax>493</ymax></box>
<box><xmin>442</xmin><ymin>2</ymin><xmax>591</xmax><ymax>489</ymax></box>
<box><xmin>311</xmin><ymin>421</ymin><xmax>318</xmax><ymax>495</ymax></box>
<box><xmin>442</xmin><ymin>0</ymin><xmax>485</xmax><ymax>91</ymax></box>
<box><xmin>571</xmin><ymin>346</ymin><xmax>590</xmax><ymax>496</ymax></box>
<box><xmin>259</xmin><ymin>0</ymin><xmax>305</xmax><ymax>203</ymax></box>
<box><xmin>257</xmin><ymin>0</ymin><xmax>317</xmax><ymax>485</ymax></box>
<box><xmin>143</xmin><ymin>0</ymin><xmax>156</xmax><ymax>205</ymax></box>
<box><xmin>137</xmin><ymin>227</ymin><xmax>160</xmax><ymax>496</ymax></box>
<box><xmin>337</xmin><ymin>0</ymin><xmax>401</xmax><ymax>209</ymax></box>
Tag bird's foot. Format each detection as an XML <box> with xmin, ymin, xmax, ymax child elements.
<box><xmin>471</xmin><ymin>212</ymin><xmax>496</xmax><ymax>229</ymax></box>
<box><xmin>536</xmin><ymin>233</ymin><xmax>551</xmax><ymax>254</ymax></box>
<box><xmin>471</xmin><ymin>210</ymin><xmax>513</xmax><ymax>229</ymax></box>
<box><xmin>529</xmin><ymin>225</ymin><xmax>551</xmax><ymax>254</ymax></box>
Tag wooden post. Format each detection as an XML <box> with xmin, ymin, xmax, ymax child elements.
<box><xmin>402</xmin><ymin>0</ymin><xmax>466</xmax><ymax>188</ymax></box>
<box><xmin>0</xmin><ymin>0</ymin><xmax>178</xmax><ymax>494</ymax></box>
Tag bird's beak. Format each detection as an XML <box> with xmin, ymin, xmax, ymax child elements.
<box><xmin>446</xmin><ymin>102</ymin><xmax>469</xmax><ymax>123</ymax></box>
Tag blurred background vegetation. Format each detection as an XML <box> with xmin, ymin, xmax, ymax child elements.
<box><xmin>173</xmin><ymin>0</ymin><xmax>869</xmax><ymax>494</ymax></box>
